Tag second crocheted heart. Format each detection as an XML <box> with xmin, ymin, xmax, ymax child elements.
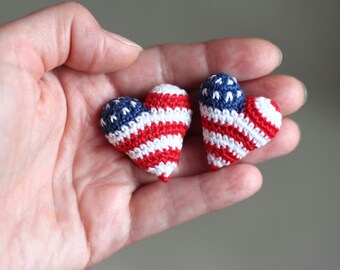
<box><xmin>199</xmin><ymin>73</ymin><xmax>282</xmax><ymax>169</ymax></box>
<box><xmin>100</xmin><ymin>84</ymin><xmax>192</xmax><ymax>182</ymax></box>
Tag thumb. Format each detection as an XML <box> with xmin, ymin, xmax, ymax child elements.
<box><xmin>0</xmin><ymin>2</ymin><xmax>142</xmax><ymax>78</ymax></box>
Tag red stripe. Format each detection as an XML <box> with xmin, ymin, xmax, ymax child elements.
<box><xmin>204</xmin><ymin>142</ymin><xmax>239</xmax><ymax>165</ymax></box>
<box><xmin>115</xmin><ymin>122</ymin><xmax>188</xmax><ymax>153</ymax></box>
<box><xmin>134</xmin><ymin>148</ymin><xmax>181</xmax><ymax>170</ymax></box>
<box><xmin>144</xmin><ymin>93</ymin><xmax>191</xmax><ymax>110</ymax></box>
<box><xmin>201</xmin><ymin>116</ymin><xmax>257</xmax><ymax>151</ymax></box>
<box><xmin>244</xmin><ymin>97</ymin><xmax>279</xmax><ymax>138</ymax></box>
<box><xmin>271</xmin><ymin>100</ymin><xmax>280</xmax><ymax>112</ymax></box>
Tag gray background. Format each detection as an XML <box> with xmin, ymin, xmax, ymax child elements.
<box><xmin>1</xmin><ymin>0</ymin><xmax>339</xmax><ymax>269</ymax></box>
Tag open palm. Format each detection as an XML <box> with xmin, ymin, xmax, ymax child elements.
<box><xmin>0</xmin><ymin>3</ymin><xmax>305</xmax><ymax>269</ymax></box>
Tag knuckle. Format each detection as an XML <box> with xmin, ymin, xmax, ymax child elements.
<box><xmin>58</xmin><ymin>2</ymin><xmax>92</xmax><ymax>17</ymax></box>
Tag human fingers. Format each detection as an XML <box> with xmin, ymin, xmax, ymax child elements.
<box><xmin>127</xmin><ymin>164</ymin><xmax>262</xmax><ymax>245</ymax></box>
<box><xmin>0</xmin><ymin>2</ymin><xmax>142</xmax><ymax>79</ymax></box>
<box><xmin>109</xmin><ymin>38</ymin><xmax>282</xmax><ymax>97</ymax></box>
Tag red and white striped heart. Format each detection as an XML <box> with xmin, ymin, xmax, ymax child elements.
<box><xmin>199</xmin><ymin>73</ymin><xmax>282</xmax><ymax>169</ymax></box>
<box><xmin>100</xmin><ymin>84</ymin><xmax>192</xmax><ymax>182</ymax></box>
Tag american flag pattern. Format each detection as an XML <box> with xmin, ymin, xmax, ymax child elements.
<box><xmin>100</xmin><ymin>84</ymin><xmax>192</xmax><ymax>182</ymax></box>
<box><xmin>199</xmin><ymin>73</ymin><xmax>282</xmax><ymax>170</ymax></box>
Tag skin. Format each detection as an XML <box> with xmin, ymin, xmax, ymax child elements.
<box><xmin>0</xmin><ymin>2</ymin><xmax>305</xmax><ymax>269</ymax></box>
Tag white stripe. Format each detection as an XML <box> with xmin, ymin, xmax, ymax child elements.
<box><xmin>202</xmin><ymin>129</ymin><xmax>248</xmax><ymax>158</ymax></box>
<box><xmin>151</xmin><ymin>84</ymin><xmax>188</xmax><ymax>96</ymax></box>
<box><xmin>200</xmin><ymin>103</ymin><xmax>236</xmax><ymax>124</ymax></box>
<box><xmin>207</xmin><ymin>153</ymin><xmax>230</xmax><ymax>167</ymax></box>
<box><xmin>127</xmin><ymin>134</ymin><xmax>183</xmax><ymax>160</ymax></box>
<box><xmin>107</xmin><ymin>108</ymin><xmax>192</xmax><ymax>144</ymax></box>
<box><xmin>147</xmin><ymin>161</ymin><xmax>178</xmax><ymax>177</ymax></box>
<box><xmin>255</xmin><ymin>97</ymin><xmax>282</xmax><ymax>128</ymax></box>
<box><xmin>199</xmin><ymin>104</ymin><xmax>269</xmax><ymax>147</ymax></box>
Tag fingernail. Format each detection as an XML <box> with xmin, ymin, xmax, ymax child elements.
<box><xmin>302</xmin><ymin>83</ymin><xmax>308</xmax><ymax>105</ymax></box>
<box><xmin>277</xmin><ymin>48</ymin><xmax>283</xmax><ymax>66</ymax></box>
<box><xmin>104</xmin><ymin>30</ymin><xmax>143</xmax><ymax>51</ymax></box>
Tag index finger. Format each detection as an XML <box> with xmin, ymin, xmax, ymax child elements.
<box><xmin>109</xmin><ymin>38</ymin><xmax>282</xmax><ymax>97</ymax></box>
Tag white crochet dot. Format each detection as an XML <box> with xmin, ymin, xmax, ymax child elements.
<box><xmin>212</xmin><ymin>91</ymin><xmax>220</xmax><ymax>99</ymax></box>
<box><xmin>122</xmin><ymin>108</ymin><xmax>130</xmax><ymax>115</ymax></box>
<box><xmin>227</xmin><ymin>78</ymin><xmax>234</xmax><ymax>85</ymax></box>
<box><xmin>226</xmin><ymin>91</ymin><xmax>234</xmax><ymax>102</ymax></box>
<box><xmin>215</xmin><ymin>78</ymin><xmax>223</xmax><ymax>84</ymax></box>
<box><xmin>110</xmin><ymin>115</ymin><xmax>117</xmax><ymax>122</ymax></box>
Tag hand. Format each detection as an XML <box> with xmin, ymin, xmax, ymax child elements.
<box><xmin>0</xmin><ymin>2</ymin><xmax>305</xmax><ymax>269</ymax></box>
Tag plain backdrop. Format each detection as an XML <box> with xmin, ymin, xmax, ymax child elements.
<box><xmin>1</xmin><ymin>0</ymin><xmax>339</xmax><ymax>269</ymax></box>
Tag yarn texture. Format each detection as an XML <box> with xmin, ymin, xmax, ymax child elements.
<box><xmin>199</xmin><ymin>73</ymin><xmax>282</xmax><ymax>169</ymax></box>
<box><xmin>101</xmin><ymin>84</ymin><xmax>192</xmax><ymax>182</ymax></box>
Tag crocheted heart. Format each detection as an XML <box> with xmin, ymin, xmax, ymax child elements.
<box><xmin>100</xmin><ymin>84</ymin><xmax>192</xmax><ymax>182</ymax></box>
<box><xmin>199</xmin><ymin>73</ymin><xmax>282</xmax><ymax>170</ymax></box>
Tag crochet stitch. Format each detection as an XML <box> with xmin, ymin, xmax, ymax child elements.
<box><xmin>199</xmin><ymin>73</ymin><xmax>282</xmax><ymax>169</ymax></box>
<box><xmin>100</xmin><ymin>84</ymin><xmax>192</xmax><ymax>182</ymax></box>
